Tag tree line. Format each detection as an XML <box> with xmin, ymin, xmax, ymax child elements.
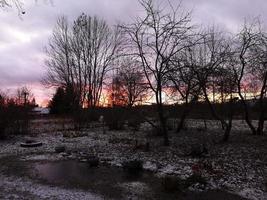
<box><xmin>44</xmin><ymin>0</ymin><xmax>267</xmax><ymax>145</ymax></box>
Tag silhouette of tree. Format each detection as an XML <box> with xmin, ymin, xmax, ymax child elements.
<box><xmin>108</xmin><ymin>58</ymin><xmax>148</xmax><ymax>107</ymax></box>
<box><xmin>15</xmin><ymin>86</ymin><xmax>35</xmax><ymax>106</ymax></box>
<box><xmin>233</xmin><ymin>20</ymin><xmax>262</xmax><ymax>135</ymax></box>
<box><xmin>122</xmin><ymin>0</ymin><xmax>192</xmax><ymax>145</ymax></box>
<box><xmin>49</xmin><ymin>86</ymin><xmax>78</xmax><ymax>114</ymax></box>
<box><xmin>49</xmin><ymin>87</ymin><xmax>66</xmax><ymax>114</ymax></box>
<box><xmin>44</xmin><ymin>14</ymin><xmax>122</xmax><ymax>108</ymax></box>
<box><xmin>237</xmin><ymin>20</ymin><xmax>267</xmax><ymax>135</ymax></box>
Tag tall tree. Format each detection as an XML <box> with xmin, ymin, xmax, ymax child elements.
<box><xmin>233</xmin><ymin>20</ymin><xmax>262</xmax><ymax>135</ymax></box>
<box><xmin>122</xmin><ymin>0</ymin><xmax>192</xmax><ymax>145</ymax></box>
<box><xmin>248</xmin><ymin>28</ymin><xmax>267</xmax><ymax>135</ymax></box>
<box><xmin>44</xmin><ymin>14</ymin><xmax>122</xmax><ymax>109</ymax></box>
<box><xmin>167</xmin><ymin>38</ymin><xmax>201</xmax><ymax>133</ymax></box>
<box><xmin>189</xmin><ymin>28</ymin><xmax>235</xmax><ymax>142</ymax></box>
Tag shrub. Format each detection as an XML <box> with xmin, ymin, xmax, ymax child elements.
<box><xmin>0</xmin><ymin>104</ymin><xmax>31</xmax><ymax>138</ymax></box>
<box><xmin>127</xmin><ymin>117</ymin><xmax>142</xmax><ymax>131</ymax></box>
<box><xmin>0</xmin><ymin>106</ymin><xmax>8</xmax><ymax>139</ymax></box>
<box><xmin>6</xmin><ymin>105</ymin><xmax>31</xmax><ymax>135</ymax></box>
<box><xmin>104</xmin><ymin>107</ymin><xmax>125</xmax><ymax>130</ymax></box>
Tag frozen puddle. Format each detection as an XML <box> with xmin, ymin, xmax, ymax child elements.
<box><xmin>0</xmin><ymin>157</ymin><xmax>249</xmax><ymax>200</ymax></box>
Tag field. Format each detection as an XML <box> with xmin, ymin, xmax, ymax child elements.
<box><xmin>0</xmin><ymin>117</ymin><xmax>266</xmax><ymax>200</ymax></box>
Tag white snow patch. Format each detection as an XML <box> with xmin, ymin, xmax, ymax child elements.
<box><xmin>20</xmin><ymin>154</ymin><xmax>61</xmax><ymax>161</ymax></box>
<box><xmin>238</xmin><ymin>188</ymin><xmax>267</xmax><ymax>200</ymax></box>
<box><xmin>143</xmin><ymin>161</ymin><xmax>158</xmax><ymax>172</ymax></box>
<box><xmin>158</xmin><ymin>164</ymin><xmax>177</xmax><ymax>175</ymax></box>
<box><xmin>119</xmin><ymin>181</ymin><xmax>150</xmax><ymax>194</ymax></box>
<box><xmin>0</xmin><ymin>175</ymin><xmax>104</xmax><ymax>200</ymax></box>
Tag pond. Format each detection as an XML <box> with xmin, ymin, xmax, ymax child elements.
<box><xmin>1</xmin><ymin>157</ymin><xmax>248</xmax><ymax>200</ymax></box>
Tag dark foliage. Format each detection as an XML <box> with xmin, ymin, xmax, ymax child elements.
<box><xmin>104</xmin><ymin>107</ymin><xmax>126</xmax><ymax>130</ymax></box>
<box><xmin>49</xmin><ymin>86</ymin><xmax>80</xmax><ymax>115</ymax></box>
<box><xmin>0</xmin><ymin>101</ymin><xmax>32</xmax><ymax>138</ymax></box>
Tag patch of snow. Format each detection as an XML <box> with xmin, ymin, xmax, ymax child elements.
<box><xmin>158</xmin><ymin>164</ymin><xmax>177</xmax><ymax>175</ymax></box>
<box><xmin>0</xmin><ymin>118</ymin><xmax>266</xmax><ymax>200</ymax></box>
<box><xmin>20</xmin><ymin>154</ymin><xmax>62</xmax><ymax>161</ymax></box>
<box><xmin>119</xmin><ymin>181</ymin><xmax>150</xmax><ymax>194</ymax></box>
<box><xmin>143</xmin><ymin>161</ymin><xmax>158</xmax><ymax>172</ymax></box>
<box><xmin>238</xmin><ymin>188</ymin><xmax>267</xmax><ymax>200</ymax></box>
<box><xmin>0</xmin><ymin>175</ymin><xmax>103</xmax><ymax>200</ymax></box>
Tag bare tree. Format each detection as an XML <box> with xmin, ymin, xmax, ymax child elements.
<box><xmin>233</xmin><ymin>20</ymin><xmax>262</xmax><ymax>135</ymax></box>
<box><xmin>44</xmin><ymin>16</ymin><xmax>80</xmax><ymax>110</ymax></box>
<box><xmin>73</xmin><ymin>14</ymin><xmax>122</xmax><ymax>108</ymax></box>
<box><xmin>15</xmin><ymin>86</ymin><xmax>34</xmax><ymax>106</ymax></box>
<box><xmin>167</xmin><ymin>38</ymin><xmax>201</xmax><ymax>133</ymax></box>
<box><xmin>44</xmin><ymin>14</ymin><xmax>122</xmax><ymax>109</ymax></box>
<box><xmin>122</xmin><ymin>0</ymin><xmax>192</xmax><ymax>146</ymax></box>
<box><xmin>44</xmin><ymin>16</ymin><xmax>72</xmax><ymax>87</ymax></box>
<box><xmin>112</xmin><ymin>57</ymin><xmax>148</xmax><ymax>107</ymax></box>
<box><xmin>189</xmin><ymin>28</ymin><xmax>235</xmax><ymax>142</ymax></box>
<box><xmin>248</xmin><ymin>30</ymin><xmax>267</xmax><ymax>135</ymax></box>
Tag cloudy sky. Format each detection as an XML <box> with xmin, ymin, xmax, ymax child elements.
<box><xmin>0</xmin><ymin>0</ymin><xmax>266</xmax><ymax>106</ymax></box>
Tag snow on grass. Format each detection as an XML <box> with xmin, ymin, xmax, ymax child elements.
<box><xmin>0</xmin><ymin>175</ymin><xmax>104</xmax><ymax>200</ymax></box>
<box><xmin>119</xmin><ymin>181</ymin><xmax>151</xmax><ymax>194</ymax></box>
<box><xmin>238</xmin><ymin>188</ymin><xmax>267</xmax><ymax>200</ymax></box>
<box><xmin>0</xmin><ymin>118</ymin><xmax>266</xmax><ymax>200</ymax></box>
<box><xmin>143</xmin><ymin>161</ymin><xmax>158</xmax><ymax>172</ymax></box>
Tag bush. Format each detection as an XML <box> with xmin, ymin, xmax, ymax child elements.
<box><xmin>0</xmin><ymin>107</ymin><xmax>8</xmax><ymax>139</ymax></box>
<box><xmin>6</xmin><ymin>105</ymin><xmax>31</xmax><ymax>135</ymax></box>
<box><xmin>127</xmin><ymin>117</ymin><xmax>141</xmax><ymax>131</ymax></box>
<box><xmin>85</xmin><ymin>108</ymin><xmax>101</xmax><ymax>122</ymax></box>
<box><xmin>0</xmin><ymin>103</ymin><xmax>31</xmax><ymax>138</ymax></box>
<box><xmin>104</xmin><ymin>107</ymin><xmax>125</xmax><ymax>130</ymax></box>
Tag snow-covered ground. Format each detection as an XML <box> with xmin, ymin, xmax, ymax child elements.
<box><xmin>0</xmin><ymin>118</ymin><xmax>266</xmax><ymax>200</ymax></box>
<box><xmin>0</xmin><ymin>175</ymin><xmax>103</xmax><ymax>200</ymax></box>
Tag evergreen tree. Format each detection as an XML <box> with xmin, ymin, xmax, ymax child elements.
<box><xmin>49</xmin><ymin>87</ymin><xmax>67</xmax><ymax>114</ymax></box>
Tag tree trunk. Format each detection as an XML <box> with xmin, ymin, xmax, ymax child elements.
<box><xmin>257</xmin><ymin>112</ymin><xmax>265</xmax><ymax>135</ymax></box>
<box><xmin>202</xmin><ymin>86</ymin><xmax>232</xmax><ymax>142</ymax></box>
<box><xmin>177</xmin><ymin>108</ymin><xmax>187</xmax><ymax>133</ymax></box>
<box><xmin>238</xmin><ymin>90</ymin><xmax>257</xmax><ymax>135</ymax></box>
<box><xmin>222</xmin><ymin>118</ymin><xmax>232</xmax><ymax>142</ymax></box>
<box><xmin>158</xmin><ymin>104</ymin><xmax>169</xmax><ymax>146</ymax></box>
<box><xmin>177</xmin><ymin>95</ymin><xmax>197</xmax><ymax>133</ymax></box>
<box><xmin>237</xmin><ymin>57</ymin><xmax>257</xmax><ymax>135</ymax></box>
<box><xmin>257</xmin><ymin>103</ymin><xmax>266</xmax><ymax>135</ymax></box>
<box><xmin>256</xmin><ymin>71</ymin><xmax>267</xmax><ymax>135</ymax></box>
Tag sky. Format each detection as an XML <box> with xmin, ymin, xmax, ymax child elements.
<box><xmin>0</xmin><ymin>0</ymin><xmax>266</xmax><ymax>107</ymax></box>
